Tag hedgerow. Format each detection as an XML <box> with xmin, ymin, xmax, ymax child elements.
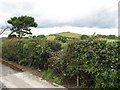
<box><xmin>2</xmin><ymin>37</ymin><xmax>119</xmax><ymax>88</ymax></box>
<box><xmin>57</xmin><ymin>39</ymin><xmax>119</xmax><ymax>88</ymax></box>
<box><xmin>2</xmin><ymin>38</ymin><xmax>61</xmax><ymax>70</ymax></box>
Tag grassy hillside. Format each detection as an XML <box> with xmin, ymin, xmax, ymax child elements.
<box><xmin>46</xmin><ymin>32</ymin><xmax>119</xmax><ymax>42</ymax></box>
<box><xmin>46</xmin><ymin>32</ymin><xmax>81</xmax><ymax>40</ymax></box>
<box><xmin>46</xmin><ymin>36</ymin><xmax>56</xmax><ymax>40</ymax></box>
<box><xmin>57</xmin><ymin>32</ymin><xmax>81</xmax><ymax>38</ymax></box>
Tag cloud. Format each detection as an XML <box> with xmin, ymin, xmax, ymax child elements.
<box><xmin>0</xmin><ymin>0</ymin><xmax>118</xmax><ymax>29</ymax></box>
<box><xmin>37</xmin><ymin>8</ymin><xmax>117</xmax><ymax>28</ymax></box>
<box><xmin>31</xmin><ymin>26</ymin><xmax>118</xmax><ymax>36</ymax></box>
<box><xmin>70</xmin><ymin>8</ymin><xmax>118</xmax><ymax>28</ymax></box>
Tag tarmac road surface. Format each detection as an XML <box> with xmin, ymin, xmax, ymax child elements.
<box><xmin>0</xmin><ymin>63</ymin><xmax>66</xmax><ymax>89</ymax></box>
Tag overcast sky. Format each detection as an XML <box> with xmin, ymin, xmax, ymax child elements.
<box><xmin>0</xmin><ymin>0</ymin><xmax>119</xmax><ymax>36</ymax></box>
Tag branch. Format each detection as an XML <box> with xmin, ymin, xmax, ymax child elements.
<box><xmin>0</xmin><ymin>26</ymin><xmax>10</xmax><ymax>35</ymax></box>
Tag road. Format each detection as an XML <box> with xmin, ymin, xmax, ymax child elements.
<box><xmin>0</xmin><ymin>63</ymin><xmax>65</xmax><ymax>89</ymax></box>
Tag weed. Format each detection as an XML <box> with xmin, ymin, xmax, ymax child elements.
<box><xmin>53</xmin><ymin>77</ymin><xmax>62</xmax><ymax>84</ymax></box>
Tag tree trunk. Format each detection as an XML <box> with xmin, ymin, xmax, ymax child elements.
<box><xmin>77</xmin><ymin>75</ymin><xmax>79</xmax><ymax>87</ymax></box>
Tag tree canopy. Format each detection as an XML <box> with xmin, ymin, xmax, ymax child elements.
<box><xmin>7</xmin><ymin>16</ymin><xmax>38</xmax><ymax>37</ymax></box>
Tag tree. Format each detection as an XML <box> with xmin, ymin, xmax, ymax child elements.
<box><xmin>7</xmin><ymin>16</ymin><xmax>38</xmax><ymax>37</ymax></box>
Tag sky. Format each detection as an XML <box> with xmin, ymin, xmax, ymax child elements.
<box><xmin>0</xmin><ymin>0</ymin><xmax>119</xmax><ymax>37</ymax></box>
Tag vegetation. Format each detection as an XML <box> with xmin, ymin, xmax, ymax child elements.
<box><xmin>58</xmin><ymin>39</ymin><xmax>119</xmax><ymax>88</ymax></box>
<box><xmin>7</xmin><ymin>16</ymin><xmax>38</xmax><ymax>37</ymax></box>
<box><xmin>55</xmin><ymin>35</ymin><xmax>68</xmax><ymax>43</ymax></box>
<box><xmin>2</xmin><ymin>31</ymin><xmax>119</xmax><ymax>88</ymax></box>
<box><xmin>80</xmin><ymin>35</ymin><xmax>89</xmax><ymax>40</ymax></box>
<box><xmin>57</xmin><ymin>32</ymin><xmax>81</xmax><ymax>38</ymax></box>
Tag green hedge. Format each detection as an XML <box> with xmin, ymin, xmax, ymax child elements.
<box><xmin>2</xmin><ymin>38</ymin><xmax>119</xmax><ymax>88</ymax></box>
<box><xmin>2</xmin><ymin>38</ymin><xmax>61</xmax><ymax>70</ymax></box>
<box><xmin>57</xmin><ymin>39</ymin><xmax>119</xmax><ymax>88</ymax></box>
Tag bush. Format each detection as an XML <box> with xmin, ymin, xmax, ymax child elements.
<box><xmin>107</xmin><ymin>35</ymin><xmax>117</xmax><ymax>39</ymax></box>
<box><xmin>2</xmin><ymin>38</ymin><xmax>52</xmax><ymax>70</ymax></box>
<box><xmin>55</xmin><ymin>36</ymin><xmax>68</xmax><ymax>43</ymax></box>
<box><xmin>58</xmin><ymin>39</ymin><xmax>119</xmax><ymax>88</ymax></box>
<box><xmin>46</xmin><ymin>40</ymin><xmax>62</xmax><ymax>52</ymax></box>
<box><xmin>2</xmin><ymin>38</ymin><xmax>119</xmax><ymax>88</ymax></box>
<box><xmin>37</xmin><ymin>35</ymin><xmax>46</xmax><ymax>39</ymax></box>
<box><xmin>46</xmin><ymin>69</ymin><xmax>54</xmax><ymax>80</ymax></box>
<box><xmin>53</xmin><ymin>77</ymin><xmax>62</xmax><ymax>84</ymax></box>
<box><xmin>80</xmin><ymin>35</ymin><xmax>89</xmax><ymax>40</ymax></box>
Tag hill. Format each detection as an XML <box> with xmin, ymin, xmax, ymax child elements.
<box><xmin>46</xmin><ymin>32</ymin><xmax>81</xmax><ymax>40</ymax></box>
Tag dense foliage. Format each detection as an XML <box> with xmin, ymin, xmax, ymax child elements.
<box><xmin>58</xmin><ymin>39</ymin><xmax>119</xmax><ymax>88</ymax></box>
<box><xmin>95</xmin><ymin>34</ymin><xmax>118</xmax><ymax>39</ymax></box>
<box><xmin>2</xmin><ymin>38</ymin><xmax>61</xmax><ymax>70</ymax></box>
<box><xmin>2</xmin><ymin>36</ymin><xmax>119</xmax><ymax>88</ymax></box>
<box><xmin>7</xmin><ymin>16</ymin><xmax>38</xmax><ymax>37</ymax></box>
<box><xmin>80</xmin><ymin>35</ymin><xmax>89</xmax><ymax>40</ymax></box>
<box><xmin>55</xmin><ymin>35</ymin><xmax>68</xmax><ymax>43</ymax></box>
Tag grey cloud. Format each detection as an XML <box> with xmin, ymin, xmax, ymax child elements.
<box><xmin>0</xmin><ymin>1</ymin><xmax>35</xmax><ymax>28</ymax></box>
<box><xmin>0</xmin><ymin>1</ymin><xmax>33</xmax><ymax>14</ymax></box>
<box><xmin>0</xmin><ymin>1</ymin><xmax>117</xmax><ymax>29</ymax></box>
<box><xmin>37</xmin><ymin>8</ymin><xmax>117</xmax><ymax>28</ymax></box>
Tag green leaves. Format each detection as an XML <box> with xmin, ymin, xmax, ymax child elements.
<box><xmin>59</xmin><ymin>39</ymin><xmax>119</xmax><ymax>88</ymax></box>
<box><xmin>55</xmin><ymin>35</ymin><xmax>68</xmax><ymax>43</ymax></box>
<box><xmin>7</xmin><ymin>16</ymin><xmax>38</xmax><ymax>37</ymax></box>
<box><xmin>2</xmin><ymin>37</ymin><xmax>119</xmax><ymax>88</ymax></box>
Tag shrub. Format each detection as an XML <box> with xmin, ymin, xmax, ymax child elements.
<box><xmin>2</xmin><ymin>37</ymin><xmax>119</xmax><ymax>88</ymax></box>
<box><xmin>2</xmin><ymin>38</ymin><xmax>52</xmax><ymax>70</ymax></box>
<box><xmin>107</xmin><ymin>35</ymin><xmax>117</xmax><ymax>39</ymax></box>
<box><xmin>80</xmin><ymin>35</ymin><xmax>89</xmax><ymax>40</ymax></box>
<box><xmin>53</xmin><ymin>77</ymin><xmax>62</xmax><ymax>84</ymax></box>
<box><xmin>37</xmin><ymin>35</ymin><xmax>46</xmax><ymax>39</ymax></box>
<box><xmin>46</xmin><ymin>69</ymin><xmax>54</xmax><ymax>80</ymax></box>
<box><xmin>58</xmin><ymin>39</ymin><xmax>119</xmax><ymax>88</ymax></box>
<box><xmin>32</xmin><ymin>35</ymin><xmax>36</xmax><ymax>38</ymax></box>
<box><xmin>55</xmin><ymin>36</ymin><xmax>68</xmax><ymax>43</ymax></box>
<box><xmin>46</xmin><ymin>40</ymin><xmax>62</xmax><ymax>52</ymax></box>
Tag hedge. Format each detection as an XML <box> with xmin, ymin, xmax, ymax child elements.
<box><xmin>2</xmin><ymin>38</ymin><xmax>61</xmax><ymax>70</ymax></box>
<box><xmin>57</xmin><ymin>39</ymin><xmax>119</xmax><ymax>88</ymax></box>
<box><xmin>2</xmin><ymin>38</ymin><xmax>119</xmax><ymax>88</ymax></box>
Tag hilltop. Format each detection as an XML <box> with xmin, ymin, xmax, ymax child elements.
<box><xmin>46</xmin><ymin>32</ymin><xmax>82</xmax><ymax>40</ymax></box>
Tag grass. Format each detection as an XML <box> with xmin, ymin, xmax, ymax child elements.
<box><xmin>106</xmin><ymin>39</ymin><xmax>119</xmax><ymax>42</ymax></box>
<box><xmin>46</xmin><ymin>32</ymin><xmax>82</xmax><ymax>47</ymax></box>
<box><xmin>45</xmin><ymin>69</ymin><xmax>54</xmax><ymax>80</ymax></box>
<box><xmin>57</xmin><ymin>32</ymin><xmax>81</xmax><ymax>38</ymax></box>
<box><xmin>99</xmin><ymin>38</ymin><xmax>119</xmax><ymax>42</ymax></box>
<box><xmin>41</xmin><ymin>69</ymin><xmax>62</xmax><ymax>85</ymax></box>
<box><xmin>46</xmin><ymin>32</ymin><xmax>81</xmax><ymax>40</ymax></box>
<box><xmin>46</xmin><ymin>36</ymin><xmax>55</xmax><ymax>40</ymax></box>
<box><xmin>46</xmin><ymin>32</ymin><xmax>119</xmax><ymax>48</ymax></box>
<box><xmin>53</xmin><ymin>77</ymin><xmax>62</xmax><ymax>84</ymax></box>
